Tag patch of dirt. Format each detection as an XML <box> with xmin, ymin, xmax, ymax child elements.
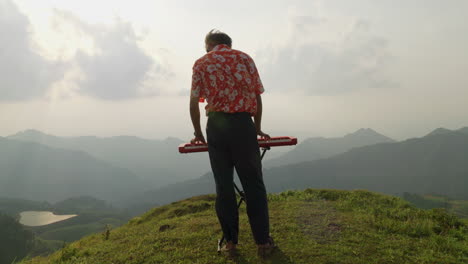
<box><xmin>296</xmin><ymin>201</ymin><xmax>343</xmax><ymax>244</ymax></box>
<box><xmin>159</xmin><ymin>224</ymin><xmax>172</xmax><ymax>232</ymax></box>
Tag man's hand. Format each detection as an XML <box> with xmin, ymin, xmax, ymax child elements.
<box><xmin>257</xmin><ymin>130</ymin><xmax>270</xmax><ymax>139</ymax></box>
<box><xmin>191</xmin><ymin>133</ymin><xmax>206</xmax><ymax>144</ymax></box>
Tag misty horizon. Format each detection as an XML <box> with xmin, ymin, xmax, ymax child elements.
<box><xmin>3</xmin><ymin>125</ymin><xmax>468</xmax><ymax>143</ymax></box>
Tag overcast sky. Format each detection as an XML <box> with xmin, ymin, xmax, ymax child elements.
<box><xmin>1</xmin><ymin>0</ymin><xmax>467</xmax><ymax>141</ymax></box>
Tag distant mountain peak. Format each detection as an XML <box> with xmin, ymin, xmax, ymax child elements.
<box><xmin>426</xmin><ymin>126</ymin><xmax>468</xmax><ymax>137</ymax></box>
<box><xmin>10</xmin><ymin>129</ymin><xmax>52</xmax><ymax>139</ymax></box>
<box><xmin>354</xmin><ymin>128</ymin><xmax>378</xmax><ymax>134</ymax></box>
<box><xmin>426</xmin><ymin>127</ymin><xmax>453</xmax><ymax>137</ymax></box>
<box><xmin>344</xmin><ymin>128</ymin><xmax>394</xmax><ymax>142</ymax></box>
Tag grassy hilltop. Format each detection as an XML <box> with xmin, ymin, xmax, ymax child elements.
<box><xmin>21</xmin><ymin>189</ymin><xmax>468</xmax><ymax>264</ymax></box>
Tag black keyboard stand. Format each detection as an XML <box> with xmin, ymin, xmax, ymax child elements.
<box><xmin>217</xmin><ymin>146</ymin><xmax>271</xmax><ymax>252</ymax></box>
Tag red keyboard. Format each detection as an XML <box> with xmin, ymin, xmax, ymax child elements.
<box><xmin>178</xmin><ymin>136</ymin><xmax>297</xmax><ymax>153</ymax></box>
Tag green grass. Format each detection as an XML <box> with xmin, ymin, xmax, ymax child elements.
<box><xmin>38</xmin><ymin>222</ymin><xmax>114</xmax><ymax>242</ymax></box>
<box><xmin>403</xmin><ymin>193</ymin><xmax>468</xmax><ymax>219</ymax></box>
<box><xmin>28</xmin><ymin>238</ymin><xmax>64</xmax><ymax>257</ymax></box>
<box><xmin>28</xmin><ymin>212</ymin><xmax>128</xmax><ymax>244</ymax></box>
<box><xmin>20</xmin><ymin>189</ymin><xmax>468</xmax><ymax>264</ymax></box>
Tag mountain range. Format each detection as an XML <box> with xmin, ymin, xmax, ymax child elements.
<box><xmin>0</xmin><ymin>137</ymin><xmax>141</xmax><ymax>204</ymax></box>
<box><xmin>8</xmin><ymin>130</ymin><xmax>211</xmax><ymax>187</ymax></box>
<box><xmin>2</xmin><ymin>127</ymin><xmax>467</xmax><ymax>209</ymax></box>
<box><xmin>264</xmin><ymin>128</ymin><xmax>395</xmax><ymax>168</ymax></box>
<box><xmin>134</xmin><ymin>127</ymin><xmax>468</xmax><ymax>209</ymax></box>
<box><xmin>264</xmin><ymin>128</ymin><xmax>468</xmax><ymax>199</ymax></box>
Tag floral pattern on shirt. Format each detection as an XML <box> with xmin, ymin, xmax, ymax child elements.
<box><xmin>191</xmin><ymin>44</ymin><xmax>264</xmax><ymax>115</ymax></box>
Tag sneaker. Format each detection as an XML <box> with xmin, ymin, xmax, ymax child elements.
<box><xmin>257</xmin><ymin>237</ymin><xmax>277</xmax><ymax>258</ymax></box>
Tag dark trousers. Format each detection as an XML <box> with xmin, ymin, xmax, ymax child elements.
<box><xmin>206</xmin><ymin>112</ymin><xmax>270</xmax><ymax>245</ymax></box>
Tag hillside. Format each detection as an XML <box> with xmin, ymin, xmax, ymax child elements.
<box><xmin>130</xmin><ymin>172</ymin><xmax>215</xmax><ymax>213</ymax></box>
<box><xmin>28</xmin><ymin>196</ymin><xmax>131</xmax><ymax>243</ymax></box>
<box><xmin>0</xmin><ymin>197</ymin><xmax>52</xmax><ymax>217</ymax></box>
<box><xmin>21</xmin><ymin>189</ymin><xmax>467</xmax><ymax>264</ymax></box>
<box><xmin>0</xmin><ymin>196</ymin><xmax>131</xmax><ymax>262</ymax></box>
<box><xmin>264</xmin><ymin>128</ymin><xmax>395</xmax><ymax>168</ymax></box>
<box><xmin>8</xmin><ymin>130</ymin><xmax>211</xmax><ymax>187</ymax></box>
<box><xmin>0</xmin><ymin>213</ymin><xmax>38</xmax><ymax>264</ymax></box>
<box><xmin>0</xmin><ymin>137</ymin><xmax>143</xmax><ymax>204</ymax></box>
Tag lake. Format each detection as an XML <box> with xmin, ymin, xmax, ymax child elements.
<box><xmin>19</xmin><ymin>211</ymin><xmax>78</xmax><ymax>226</ymax></box>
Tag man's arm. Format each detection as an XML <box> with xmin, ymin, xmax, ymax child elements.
<box><xmin>245</xmin><ymin>53</ymin><xmax>268</xmax><ymax>138</ymax></box>
<box><xmin>190</xmin><ymin>96</ymin><xmax>206</xmax><ymax>143</ymax></box>
<box><xmin>254</xmin><ymin>94</ymin><xmax>270</xmax><ymax>139</ymax></box>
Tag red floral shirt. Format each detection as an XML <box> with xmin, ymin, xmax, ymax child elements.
<box><xmin>191</xmin><ymin>44</ymin><xmax>264</xmax><ymax>115</ymax></box>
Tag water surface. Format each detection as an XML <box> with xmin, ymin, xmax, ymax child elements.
<box><xmin>19</xmin><ymin>211</ymin><xmax>77</xmax><ymax>226</ymax></box>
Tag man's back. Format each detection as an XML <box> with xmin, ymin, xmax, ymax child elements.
<box><xmin>191</xmin><ymin>44</ymin><xmax>264</xmax><ymax>115</ymax></box>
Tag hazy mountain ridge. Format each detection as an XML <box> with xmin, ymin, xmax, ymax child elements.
<box><xmin>135</xmin><ymin>128</ymin><xmax>468</xmax><ymax>209</ymax></box>
<box><xmin>0</xmin><ymin>197</ymin><xmax>52</xmax><ymax>217</ymax></box>
<box><xmin>426</xmin><ymin>126</ymin><xmax>468</xmax><ymax>137</ymax></box>
<box><xmin>131</xmin><ymin>173</ymin><xmax>215</xmax><ymax>212</ymax></box>
<box><xmin>3</xmin><ymin>126</ymin><xmax>467</xmax><ymax>210</ymax></box>
<box><xmin>264</xmin><ymin>128</ymin><xmax>395</xmax><ymax>168</ymax></box>
<box><xmin>426</xmin><ymin>127</ymin><xmax>454</xmax><ymax>136</ymax></box>
<box><xmin>0</xmin><ymin>137</ymin><xmax>144</xmax><ymax>204</ymax></box>
<box><xmin>53</xmin><ymin>196</ymin><xmax>114</xmax><ymax>214</ymax></box>
<box><xmin>8</xmin><ymin>130</ymin><xmax>211</xmax><ymax>187</ymax></box>
<box><xmin>265</xmin><ymin>131</ymin><xmax>468</xmax><ymax>199</ymax></box>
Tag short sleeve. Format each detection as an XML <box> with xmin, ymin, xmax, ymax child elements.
<box><xmin>191</xmin><ymin>67</ymin><xmax>205</xmax><ymax>102</ymax></box>
<box><xmin>246</xmin><ymin>56</ymin><xmax>264</xmax><ymax>95</ymax></box>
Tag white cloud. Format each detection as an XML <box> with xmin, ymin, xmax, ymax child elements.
<box><xmin>261</xmin><ymin>13</ymin><xmax>395</xmax><ymax>95</ymax></box>
<box><xmin>0</xmin><ymin>0</ymin><xmax>63</xmax><ymax>101</ymax></box>
<box><xmin>52</xmin><ymin>10</ymin><xmax>172</xmax><ymax>100</ymax></box>
<box><xmin>0</xmin><ymin>3</ymin><xmax>174</xmax><ymax>102</ymax></box>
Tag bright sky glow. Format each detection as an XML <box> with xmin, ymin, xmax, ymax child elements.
<box><xmin>1</xmin><ymin>0</ymin><xmax>468</xmax><ymax>140</ymax></box>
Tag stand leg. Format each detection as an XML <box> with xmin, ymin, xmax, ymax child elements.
<box><xmin>260</xmin><ymin>146</ymin><xmax>270</xmax><ymax>160</ymax></box>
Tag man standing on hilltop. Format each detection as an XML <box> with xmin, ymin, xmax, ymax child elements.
<box><xmin>189</xmin><ymin>30</ymin><xmax>276</xmax><ymax>257</ymax></box>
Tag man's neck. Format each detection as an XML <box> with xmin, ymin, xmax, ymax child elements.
<box><xmin>212</xmin><ymin>44</ymin><xmax>231</xmax><ymax>52</ymax></box>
